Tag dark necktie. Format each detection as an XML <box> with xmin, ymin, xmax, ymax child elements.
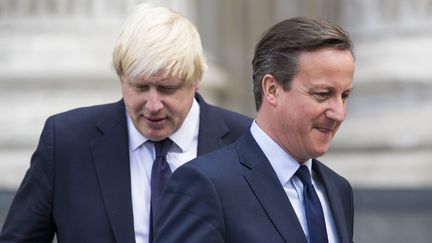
<box><xmin>149</xmin><ymin>138</ymin><xmax>173</xmax><ymax>242</ymax></box>
<box><xmin>295</xmin><ymin>165</ymin><xmax>329</xmax><ymax>243</ymax></box>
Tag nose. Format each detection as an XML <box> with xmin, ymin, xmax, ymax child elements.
<box><xmin>145</xmin><ymin>89</ymin><xmax>163</xmax><ymax>112</ymax></box>
<box><xmin>325</xmin><ymin>98</ymin><xmax>346</xmax><ymax>123</ymax></box>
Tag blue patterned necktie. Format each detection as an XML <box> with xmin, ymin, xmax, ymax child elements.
<box><xmin>295</xmin><ymin>165</ymin><xmax>329</xmax><ymax>243</ymax></box>
<box><xmin>149</xmin><ymin>138</ymin><xmax>173</xmax><ymax>242</ymax></box>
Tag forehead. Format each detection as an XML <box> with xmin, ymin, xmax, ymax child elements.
<box><xmin>294</xmin><ymin>48</ymin><xmax>354</xmax><ymax>89</ymax></box>
<box><xmin>127</xmin><ymin>72</ymin><xmax>183</xmax><ymax>85</ymax></box>
<box><xmin>298</xmin><ymin>48</ymin><xmax>354</xmax><ymax>68</ymax></box>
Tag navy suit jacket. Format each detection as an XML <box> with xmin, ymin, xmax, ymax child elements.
<box><xmin>0</xmin><ymin>93</ymin><xmax>252</xmax><ymax>243</ymax></box>
<box><xmin>154</xmin><ymin>131</ymin><xmax>354</xmax><ymax>243</ymax></box>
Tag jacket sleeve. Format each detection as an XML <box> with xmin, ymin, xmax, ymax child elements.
<box><xmin>153</xmin><ymin>162</ymin><xmax>225</xmax><ymax>243</ymax></box>
<box><xmin>0</xmin><ymin>117</ymin><xmax>56</xmax><ymax>243</ymax></box>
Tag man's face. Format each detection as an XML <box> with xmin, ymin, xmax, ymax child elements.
<box><xmin>272</xmin><ymin>48</ymin><xmax>354</xmax><ymax>162</ymax></box>
<box><xmin>121</xmin><ymin>73</ymin><xmax>199</xmax><ymax>141</ymax></box>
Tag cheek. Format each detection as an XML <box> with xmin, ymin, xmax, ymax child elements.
<box><xmin>123</xmin><ymin>92</ymin><xmax>146</xmax><ymax>113</ymax></box>
<box><xmin>303</xmin><ymin>102</ymin><xmax>326</xmax><ymax>120</ymax></box>
<box><xmin>173</xmin><ymin>97</ymin><xmax>193</xmax><ymax>118</ymax></box>
<box><xmin>160</xmin><ymin>93</ymin><xmax>186</xmax><ymax>117</ymax></box>
<box><xmin>173</xmin><ymin>88</ymin><xmax>196</xmax><ymax>111</ymax></box>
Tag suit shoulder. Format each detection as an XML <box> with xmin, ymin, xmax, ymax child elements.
<box><xmin>209</xmin><ymin>104</ymin><xmax>252</xmax><ymax>122</ymax></box>
<box><xmin>182</xmin><ymin>144</ymin><xmax>239</xmax><ymax>174</ymax></box>
<box><xmin>205</xmin><ymin>103</ymin><xmax>252</xmax><ymax>130</ymax></box>
<box><xmin>52</xmin><ymin>101</ymin><xmax>122</xmax><ymax>121</ymax></box>
<box><xmin>195</xmin><ymin>93</ymin><xmax>252</xmax><ymax>140</ymax></box>
<box><xmin>47</xmin><ymin>101</ymin><xmax>121</xmax><ymax>126</ymax></box>
<box><xmin>314</xmin><ymin>159</ymin><xmax>352</xmax><ymax>189</ymax></box>
<box><xmin>44</xmin><ymin>100</ymin><xmax>125</xmax><ymax>136</ymax></box>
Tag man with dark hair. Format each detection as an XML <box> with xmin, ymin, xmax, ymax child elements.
<box><xmin>154</xmin><ymin>17</ymin><xmax>355</xmax><ymax>243</ymax></box>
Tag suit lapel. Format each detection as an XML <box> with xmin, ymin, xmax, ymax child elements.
<box><xmin>238</xmin><ymin>132</ymin><xmax>308</xmax><ymax>243</ymax></box>
<box><xmin>195</xmin><ymin>93</ymin><xmax>229</xmax><ymax>155</ymax></box>
<box><xmin>90</xmin><ymin>100</ymin><xmax>136</xmax><ymax>243</ymax></box>
<box><xmin>313</xmin><ymin>160</ymin><xmax>350</xmax><ymax>243</ymax></box>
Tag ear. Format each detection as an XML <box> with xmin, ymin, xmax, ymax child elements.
<box><xmin>194</xmin><ymin>79</ymin><xmax>201</xmax><ymax>91</ymax></box>
<box><xmin>261</xmin><ymin>74</ymin><xmax>279</xmax><ymax>107</ymax></box>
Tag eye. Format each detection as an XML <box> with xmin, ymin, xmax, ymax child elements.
<box><xmin>316</xmin><ymin>92</ymin><xmax>329</xmax><ymax>97</ymax></box>
<box><xmin>158</xmin><ymin>85</ymin><xmax>180</xmax><ymax>94</ymax></box>
<box><xmin>129</xmin><ymin>82</ymin><xmax>149</xmax><ymax>92</ymax></box>
<box><xmin>312</xmin><ymin>91</ymin><xmax>330</xmax><ymax>101</ymax></box>
<box><xmin>342</xmin><ymin>91</ymin><xmax>352</xmax><ymax>102</ymax></box>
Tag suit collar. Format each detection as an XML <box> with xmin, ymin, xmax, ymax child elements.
<box><xmin>237</xmin><ymin>131</ymin><xmax>308</xmax><ymax>243</ymax></box>
<box><xmin>91</xmin><ymin>100</ymin><xmax>136</xmax><ymax>243</ymax></box>
<box><xmin>250</xmin><ymin>121</ymin><xmax>312</xmax><ymax>186</ymax></box>
<box><xmin>313</xmin><ymin>160</ymin><xmax>351</xmax><ymax>243</ymax></box>
<box><xmin>239</xmin><ymin>129</ymin><xmax>351</xmax><ymax>243</ymax></box>
<box><xmin>195</xmin><ymin>93</ymin><xmax>230</xmax><ymax>155</ymax></box>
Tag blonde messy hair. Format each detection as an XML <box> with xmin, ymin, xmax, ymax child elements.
<box><xmin>113</xmin><ymin>3</ymin><xmax>206</xmax><ymax>84</ymax></box>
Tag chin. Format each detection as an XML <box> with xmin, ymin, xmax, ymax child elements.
<box><xmin>141</xmin><ymin>130</ymin><xmax>168</xmax><ymax>141</ymax></box>
<box><xmin>312</xmin><ymin>147</ymin><xmax>330</xmax><ymax>158</ymax></box>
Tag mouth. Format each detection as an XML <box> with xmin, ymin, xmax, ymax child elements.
<box><xmin>314</xmin><ymin>125</ymin><xmax>336</xmax><ymax>134</ymax></box>
<box><xmin>316</xmin><ymin>127</ymin><xmax>332</xmax><ymax>133</ymax></box>
<box><xmin>144</xmin><ymin>116</ymin><xmax>167</xmax><ymax>124</ymax></box>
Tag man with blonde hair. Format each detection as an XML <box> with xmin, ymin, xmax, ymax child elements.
<box><xmin>0</xmin><ymin>4</ymin><xmax>251</xmax><ymax>243</ymax></box>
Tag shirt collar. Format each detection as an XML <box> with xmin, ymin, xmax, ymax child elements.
<box><xmin>126</xmin><ymin>98</ymin><xmax>200</xmax><ymax>152</ymax></box>
<box><xmin>127</xmin><ymin>113</ymin><xmax>147</xmax><ymax>152</ymax></box>
<box><xmin>169</xmin><ymin>98</ymin><xmax>200</xmax><ymax>152</ymax></box>
<box><xmin>250</xmin><ymin>121</ymin><xmax>312</xmax><ymax>186</ymax></box>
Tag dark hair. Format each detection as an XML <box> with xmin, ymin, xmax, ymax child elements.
<box><xmin>252</xmin><ymin>17</ymin><xmax>354</xmax><ymax>110</ymax></box>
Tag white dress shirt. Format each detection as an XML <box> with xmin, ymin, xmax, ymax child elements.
<box><xmin>250</xmin><ymin>121</ymin><xmax>339</xmax><ymax>243</ymax></box>
<box><xmin>128</xmin><ymin>99</ymin><xmax>200</xmax><ymax>243</ymax></box>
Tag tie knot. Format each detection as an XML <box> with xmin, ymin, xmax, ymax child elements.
<box><xmin>153</xmin><ymin>138</ymin><xmax>173</xmax><ymax>158</ymax></box>
<box><xmin>295</xmin><ymin>165</ymin><xmax>312</xmax><ymax>185</ymax></box>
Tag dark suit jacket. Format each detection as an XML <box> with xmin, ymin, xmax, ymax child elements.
<box><xmin>154</xmin><ymin>131</ymin><xmax>354</xmax><ymax>243</ymax></box>
<box><xmin>0</xmin><ymin>93</ymin><xmax>252</xmax><ymax>243</ymax></box>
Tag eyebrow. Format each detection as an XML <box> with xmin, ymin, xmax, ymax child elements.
<box><xmin>344</xmin><ymin>87</ymin><xmax>354</xmax><ymax>93</ymax></box>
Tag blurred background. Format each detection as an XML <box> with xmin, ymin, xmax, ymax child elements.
<box><xmin>1</xmin><ymin>0</ymin><xmax>431</xmax><ymax>242</ymax></box>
